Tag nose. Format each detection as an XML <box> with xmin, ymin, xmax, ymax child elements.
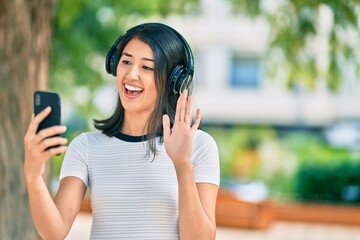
<box><xmin>125</xmin><ymin>65</ymin><xmax>140</xmax><ymax>81</ymax></box>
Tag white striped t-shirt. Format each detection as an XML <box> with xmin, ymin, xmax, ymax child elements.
<box><xmin>60</xmin><ymin>130</ymin><xmax>220</xmax><ymax>239</ymax></box>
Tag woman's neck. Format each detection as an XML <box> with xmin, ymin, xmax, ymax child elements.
<box><xmin>121</xmin><ymin>111</ymin><xmax>149</xmax><ymax>136</ymax></box>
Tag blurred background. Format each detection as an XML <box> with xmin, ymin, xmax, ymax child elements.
<box><xmin>1</xmin><ymin>0</ymin><xmax>360</xmax><ymax>239</ymax></box>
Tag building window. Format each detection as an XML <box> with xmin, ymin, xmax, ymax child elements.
<box><xmin>230</xmin><ymin>55</ymin><xmax>261</xmax><ymax>89</ymax></box>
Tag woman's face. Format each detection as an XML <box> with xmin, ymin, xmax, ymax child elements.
<box><xmin>117</xmin><ymin>37</ymin><xmax>157</xmax><ymax>116</ymax></box>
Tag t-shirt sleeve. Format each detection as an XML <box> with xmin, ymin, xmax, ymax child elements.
<box><xmin>192</xmin><ymin>130</ymin><xmax>220</xmax><ymax>187</ymax></box>
<box><xmin>59</xmin><ymin>133</ymin><xmax>89</xmax><ymax>187</ymax></box>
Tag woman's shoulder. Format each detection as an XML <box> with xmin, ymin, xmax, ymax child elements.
<box><xmin>193</xmin><ymin>129</ymin><xmax>217</xmax><ymax>147</ymax></box>
<box><xmin>70</xmin><ymin>130</ymin><xmax>108</xmax><ymax>146</ymax></box>
<box><xmin>192</xmin><ymin>129</ymin><xmax>219</xmax><ymax>168</ymax></box>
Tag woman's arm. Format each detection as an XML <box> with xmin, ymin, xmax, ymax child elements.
<box><xmin>176</xmin><ymin>166</ymin><xmax>218</xmax><ymax>240</ymax></box>
<box><xmin>163</xmin><ymin>90</ymin><xmax>218</xmax><ymax>239</ymax></box>
<box><xmin>26</xmin><ymin>177</ymin><xmax>86</xmax><ymax>240</ymax></box>
<box><xmin>24</xmin><ymin>108</ymin><xmax>86</xmax><ymax>239</ymax></box>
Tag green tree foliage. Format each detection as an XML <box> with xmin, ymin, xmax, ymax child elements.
<box><xmin>229</xmin><ymin>0</ymin><xmax>360</xmax><ymax>91</ymax></box>
<box><xmin>205</xmin><ymin>126</ymin><xmax>276</xmax><ymax>180</ymax></box>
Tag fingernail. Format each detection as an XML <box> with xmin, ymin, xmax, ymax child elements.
<box><xmin>60</xmin><ymin>126</ymin><xmax>67</xmax><ymax>131</ymax></box>
<box><xmin>46</xmin><ymin>106</ymin><xmax>51</xmax><ymax>111</ymax></box>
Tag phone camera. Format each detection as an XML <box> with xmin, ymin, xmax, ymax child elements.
<box><xmin>35</xmin><ymin>94</ymin><xmax>41</xmax><ymax>106</ymax></box>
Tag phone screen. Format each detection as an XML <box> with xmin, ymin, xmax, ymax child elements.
<box><xmin>33</xmin><ymin>91</ymin><xmax>61</xmax><ymax>134</ymax></box>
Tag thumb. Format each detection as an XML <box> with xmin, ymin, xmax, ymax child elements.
<box><xmin>162</xmin><ymin>114</ymin><xmax>171</xmax><ymax>143</ymax></box>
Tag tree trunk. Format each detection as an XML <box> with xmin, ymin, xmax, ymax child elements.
<box><xmin>0</xmin><ymin>0</ymin><xmax>56</xmax><ymax>239</ymax></box>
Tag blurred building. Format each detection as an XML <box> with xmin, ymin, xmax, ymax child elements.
<box><xmin>166</xmin><ymin>0</ymin><xmax>360</xmax><ymax>130</ymax></box>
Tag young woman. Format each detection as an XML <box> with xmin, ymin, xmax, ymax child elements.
<box><xmin>24</xmin><ymin>22</ymin><xmax>220</xmax><ymax>240</ymax></box>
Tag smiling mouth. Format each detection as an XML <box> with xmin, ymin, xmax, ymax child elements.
<box><xmin>124</xmin><ymin>84</ymin><xmax>143</xmax><ymax>97</ymax></box>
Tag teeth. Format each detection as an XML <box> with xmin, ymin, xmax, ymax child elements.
<box><xmin>125</xmin><ymin>84</ymin><xmax>143</xmax><ymax>92</ymax></box>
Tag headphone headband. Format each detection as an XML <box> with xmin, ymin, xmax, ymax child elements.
<box><xmin>105</xmin><ymin>23</ymin><xmax>194</xmax><ymax>95</ymax></box>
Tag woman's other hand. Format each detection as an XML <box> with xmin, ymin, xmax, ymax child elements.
<box><xmin>162</xmin><ymin>90</ymin><xmax>201</xmax><ymax>172</ymax></box>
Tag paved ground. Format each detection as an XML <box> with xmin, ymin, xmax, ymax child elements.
<box><xmin>66</xmin><ymin>213</ymin><xmax>360</xmax><ymax>240</ymax></box>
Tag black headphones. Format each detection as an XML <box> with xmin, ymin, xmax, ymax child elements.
<box><xmin>105</xmin><ymin>23</ymin><xmax>194</xmax><ymax>95</ymax></box>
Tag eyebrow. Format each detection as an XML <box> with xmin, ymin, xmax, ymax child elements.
<box><xmin>122</xmin><ymin>52</ymin><xmax>155</xmax><ymax>62</ymax></box>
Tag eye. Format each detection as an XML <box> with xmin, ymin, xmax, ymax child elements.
<box><xmin>121</xmin><ymin>60</ymin><xmax>131</xmax><ymax>65</ymax></box>
<box><xmin>143</xmin><ymin>65</ymin><xmax>154</xmax><ymax>71</ymax></box>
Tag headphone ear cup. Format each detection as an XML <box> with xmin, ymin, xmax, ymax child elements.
<box><xmin>109</xmin><ymin>53</ymin><xmax>118</xmax><ymax>76</ymax></box>
<box><xmin>168</xmin><ymin>65</ymin><xmax>188</xmax><ymax>95</ymax></box>
<box><xmin>106</xmin><ymin>35</ymin><xmax>124</xmax><ymax>77</ymax></box>
<box><xmin>105</xmin><ymin>47</ymin><xmax>118</xmax><ymax>77</ymax></box>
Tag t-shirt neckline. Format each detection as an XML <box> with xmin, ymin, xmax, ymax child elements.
<box><xmin>113</xmin><ymin>132</ymin><xmax>149</xmax><ymax>142</ymax></box>
<box><xmin>114</xmin><ymin>132</ymin><xmax>162</xmax><ymax>142</ymax></box>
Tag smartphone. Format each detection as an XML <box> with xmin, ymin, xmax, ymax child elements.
<box><xmin>33</xmin><ymin>91</ymin><xmax>61</xmax><ymax>134</ymax></box>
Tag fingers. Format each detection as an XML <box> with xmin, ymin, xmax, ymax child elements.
<box><xmin>44</xmin><ymin>145</ymin><xmax>68</xmax><ymax>159</ymax></box>
<box><xmin>34</xmin><ymin>125</ymin><xmax>67</xmax><ymax>145</ymax></box>
<box><xmin>180</xmin><ymin>90</ymin><xmax>188</xmax><ymax>122</ymax></box>
<box><xmin>38</xmin><ymin>136</ymin><xmax>68</xmax><ymax>152</ymax></box>
<box><xmin>24</xmin><ymin>105</ymin><xmax>67</xmax><ymax>152</ymax></box>
<box><xmin>174</xmin><ymin>93</ymin><xmax>181</xmax><ymax>122</ymax></box>
<box><xmin>162</xmin><ymin>114</ymin><xmax>171</xmax><ymax>142</ymax></box>
<box><xmin>26</xmin><ymin>126</ymin><xmax>68</xmax><ymax>157</ymax></box>
<box><xmin>176</xmin><ymin>89</ymin><xmax>188</xmax><ymax>122</ymax></box>
<box><xmin>25</xmin><ymin>106</ymin><xmax>51</xmax><ymax>139</ymax></box>
<box><xmin>174</xmin><ymin>90</ymin><xmax>200</xmax><ymax>128</ymax></box>
<box><xmin>185</xmin><ymin>95</ymin><xmax>193</xmax><ymax>124</ymax></box>
<box><xmin>191</xmin><ymin>108</ymin><xmax>201</xmax><ymax>132</ymax></box>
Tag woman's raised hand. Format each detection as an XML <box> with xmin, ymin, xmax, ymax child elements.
<box><xmin>162</xmin><ymin>90</ymin><xmax>201</xmax><ymax>172</ymax></box>
<box><xmin>24</xmin><ymin>107</ymin><xmax>68</xmax><ymax>182</ymax></box>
